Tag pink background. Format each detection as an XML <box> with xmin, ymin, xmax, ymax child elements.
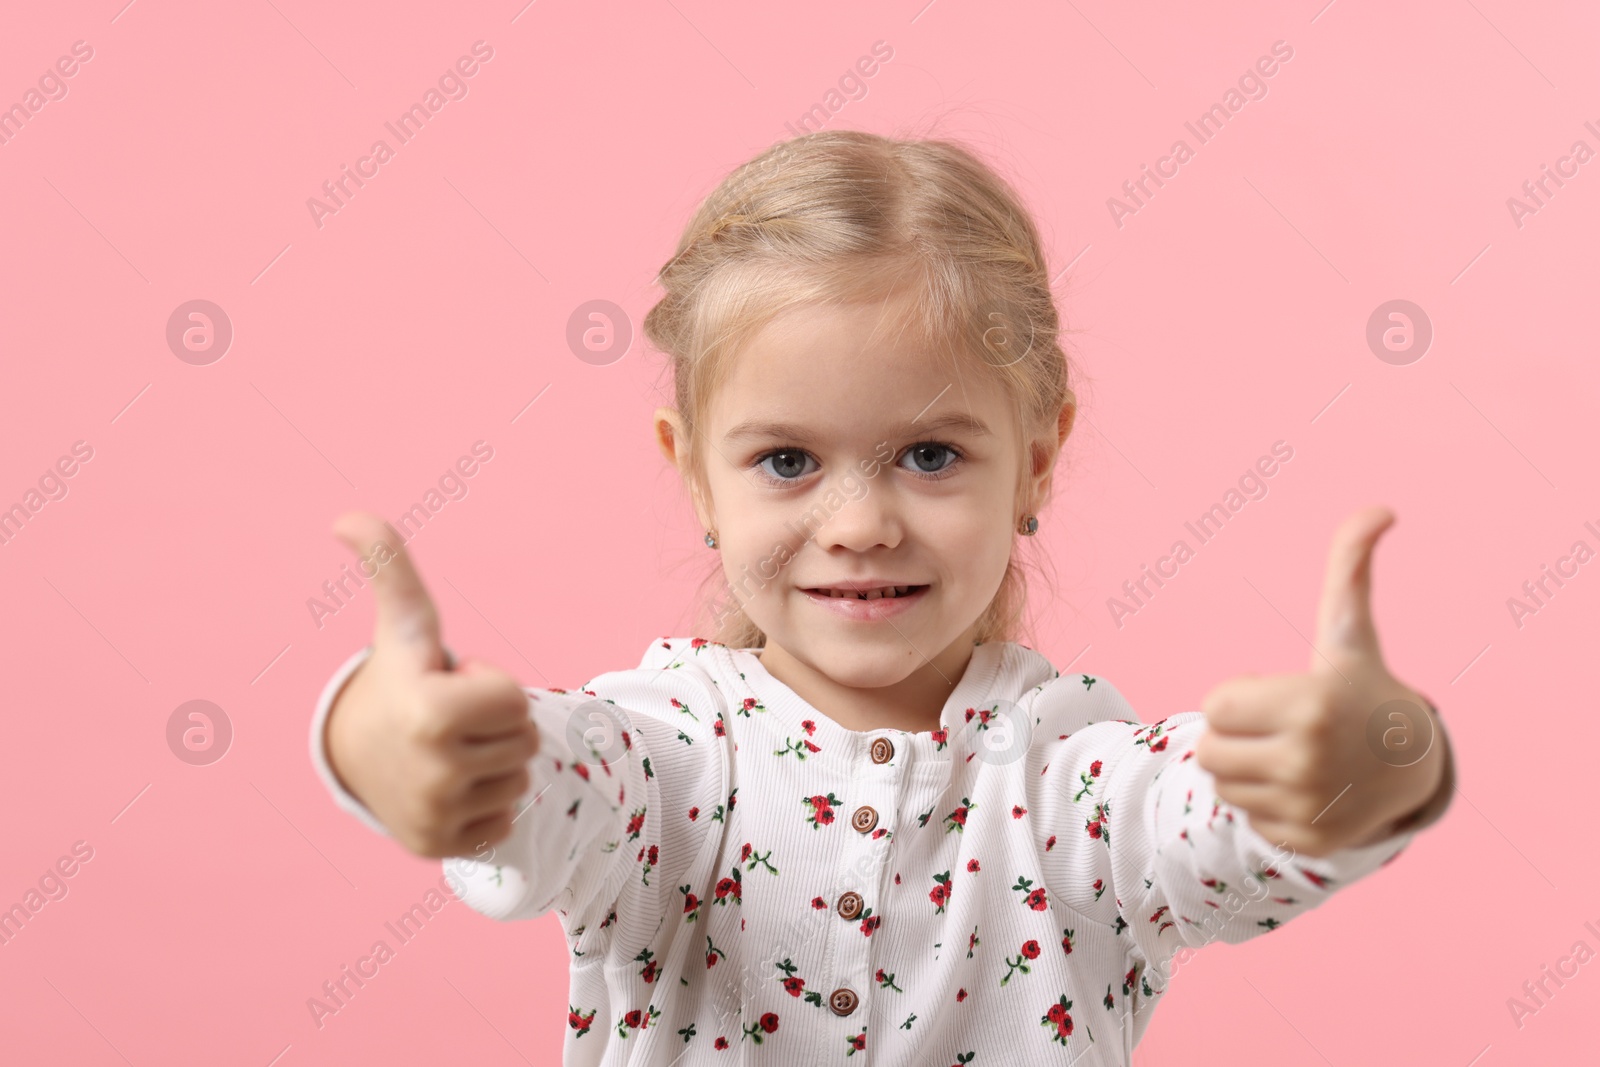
<box><xmin>1</xmin><ymin>0</ymin><xmax>1595</xmax><ymax>1063</ymax></box>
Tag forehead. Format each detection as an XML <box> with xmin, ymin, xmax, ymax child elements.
<box><xmin>707</xmin><ymin>297</ymin><xmax>1014</xmax><ymax>442</ymax></box>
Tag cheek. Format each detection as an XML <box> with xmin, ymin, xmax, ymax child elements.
<box><xmin>927</xmin><ymin>501</ymin><xmax>1013</xmax><ymax>584</ymax></box>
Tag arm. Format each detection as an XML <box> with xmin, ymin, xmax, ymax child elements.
<box><xmin>1032</xmin><ymin>679</ymin><xmax>1442</xmax><ymax>995</ymax></box>
<box><xmin>309</xmin><ymin>644</ymin><xmax>653</xmax><ymax>926</ymax></box>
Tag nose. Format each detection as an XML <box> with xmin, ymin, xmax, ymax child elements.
<box><xmin>806</xmin><ymin>472</ymin><xmax>903</xmax><ymax>554</ymax></box>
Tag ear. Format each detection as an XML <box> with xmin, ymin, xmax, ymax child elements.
<box><xmin>655</xmin><ymin>406</ymin><xmax>716</xmax><ymax>531</ymax></box>
<box><xmin>1021</xmin><ymin>389</ymin><xmax>1076</xmax><ymax>514</ymax></box>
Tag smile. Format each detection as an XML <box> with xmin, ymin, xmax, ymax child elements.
<box><xmin>804</xmin><ymin>585</ymin><xmax>927</xmax><ymax>599</ymax></box>
<box><xmin>800</xmin><ymin>583</ymin><xmax>930</xmax><ymax>620</ymax></box>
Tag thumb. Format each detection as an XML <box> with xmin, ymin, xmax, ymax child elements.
<box><xmin>1310</xmin><ymin>505</ymin><xmax>1394</xmax><ymax>674</ymax></box>
<box><xmin>333</xmin><ymin>510</ymin><xmax>445</xmax><ymax>672</ymax></box>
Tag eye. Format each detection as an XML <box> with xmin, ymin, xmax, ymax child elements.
<box><xmin>754</xmin><ymin>449</ymin><xmax>818</xmax><ymax>483</ymax></box>
<box><xmin>899</xmin><ymin>442</ymin><xmax>963</xmax><ymax>479</ymax></box>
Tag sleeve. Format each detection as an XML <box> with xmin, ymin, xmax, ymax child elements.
<box><xmin>439</xmin><ymin>683</ymin><xmax>654</xmax><ymax>927</ymax></box>
<box><xmin>310</xmin><ymin>643</ymin><xmax>728</xmax><ymax>932</ymax></box>
<box><xmin>1030</xmin><ymin>674</ymin><xmax>1446</xmax><ymax>992</ymax></box>
<box><xmin>441</xmin><ymin>662</ymin><xmax>729</xmax><ymax>935</ymax></box>
<box><xmin>307</xmin><ymin>645</ymin><xmax>391</xmax><ymax>837</ymax></box>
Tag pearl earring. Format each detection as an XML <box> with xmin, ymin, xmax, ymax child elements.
<box><xmin>705</xmin><ymin>530</ymin><xmax>718</xmax><ymax>549</ymax></box>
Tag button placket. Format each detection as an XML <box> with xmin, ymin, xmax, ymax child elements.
<box><xmin>828</xmin><ymin>735</ymin><xmax>903</xmax><ymax>1032</ymax></box>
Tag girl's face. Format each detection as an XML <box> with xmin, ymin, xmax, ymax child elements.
<box><xmin>658</xmin><ymin>291</ymin><xmax>1061</xmax><ymax>692</ymax></box>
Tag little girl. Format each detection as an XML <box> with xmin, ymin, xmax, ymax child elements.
<box><xmin>311</xmin><ymin>130</ymin><xmax>1454</xmax><ymax>1065</ymax></box>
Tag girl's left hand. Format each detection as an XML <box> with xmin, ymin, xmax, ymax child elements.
<box><xmin>1194</xmin><ymin>506</ymin><xmax>1451</xmax><ymax>858</ymax></box>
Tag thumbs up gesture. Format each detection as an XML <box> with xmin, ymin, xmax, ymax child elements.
<box><xmin>1195</xmin><ymin>507</ymin><xmax>1451</xmax><ymax>857</ymax></box>
<box><xmin>321</xmin><ymin>511</ymin><xmax>540</xmax><ymax>858</ymax></box>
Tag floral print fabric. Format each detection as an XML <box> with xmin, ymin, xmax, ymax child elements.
<box><xmin>309</xmin><ymin>636</ymin><xmax>1427</xmax><ymax>1066</ymax></box>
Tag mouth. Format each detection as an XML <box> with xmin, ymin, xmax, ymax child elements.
<box><xmin>803</xmin><ymin>584</ymin><xmax>928</xmax><ymax>600</ymax></box>
<box><xmin>799</xmin><ymin>582</ymin><xmax>930</xmax><ymax>620</ymax></box>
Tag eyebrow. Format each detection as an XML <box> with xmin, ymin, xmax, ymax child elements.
<box><xmin>722</xmin><ymin>410</ymin><xmax>993</xmax><ymax>445</ymax></box>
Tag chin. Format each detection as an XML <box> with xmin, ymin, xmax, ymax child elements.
<box><xmin>795</xmin><ymin>631</ymin><xmax>939</xmax><ymax>688</ymax></box>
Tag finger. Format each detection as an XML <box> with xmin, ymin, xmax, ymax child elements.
<box><xmin>1233</xmin><ymin>813</ymin><xmax>1310</xmax><ymax>854</ymax></box>
<box><xmin>455</xmin><ymin>809</ymin><xmax>515</xmax><ymax>852</ymax></box>
<box><xmin>1214</xmin><ymin>779</ymin><xmax>1292</xmax><ymax>820</ymax></box>
<box><xmin>1195</xmin><ymin>732</ymin><xmax>1287</xmax><ymax>783</ymax></box>
<box><xmin>457</xmin><ymin>766</ymin><xmax>534</xmax><ymax>823</ymax></box>
<box><xmin>452</xmin><ymin>721</ymin><xmax>541</xmax><ymax>777</ymax></box>
<box><xmin>421</xmin><ymin>665</ymin><xmax>532</xmax><ymax>742</ymax></box>
<box><xmin>333</xmin><ymin>510</ymin><xmax>445</xmax><ymax>672</ymax></box>
<box><xmin>1200</xmin><ymin>675</ymin><xmax>1306</xmax><ymax>736</ymax></box>
<box><xmin>1311</xmin><ymin>505</ymin><xmax>1394</xmax><ymax>675</ymax></box>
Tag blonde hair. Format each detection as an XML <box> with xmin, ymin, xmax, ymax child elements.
<box><xmin>644</xmin><ymin>128</ymin><xmax>1076</xmax><ymax>650</ymax></box>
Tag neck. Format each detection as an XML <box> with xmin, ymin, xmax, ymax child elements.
<box><xmin>756</xmin><ymin>623</ymin><xmax>982</xmax><ymax>733</ymax></box>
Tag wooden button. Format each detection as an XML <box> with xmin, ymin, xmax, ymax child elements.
<box><xmin>836</xmin><ymin>891</ymin><xmax>864</xmax><ymax>920</ymax></box>
<box><xmin>870</xmin><ymin>737</ymin><xmax>894</xmax><ymax>764</ymax></box>
<box><xmin>851</xmin><ymin>805</ymin><xmax>878</xmax><ymax>834</ymax></box>
<box><xmin>828</xmin><ymin>987</ymin><xmax>860</xmax><ymax>1016</ymax></box>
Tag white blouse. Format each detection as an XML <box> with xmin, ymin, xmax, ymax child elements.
<box><xmin>310</xmin><ymin>635</ymin><xmax>1436</xmax><ymax>1065</ymax></box>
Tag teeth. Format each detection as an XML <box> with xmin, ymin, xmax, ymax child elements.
<box><xmin>819</xmin><ymin>585</ymin><xmax>917</xmax><ymax>599</ymax></box>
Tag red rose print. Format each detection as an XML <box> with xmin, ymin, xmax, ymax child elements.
<box><xmin>812</xmin><ymin>896</ymin><xmax>827</xmax><ymax>909</ymax></box>
<box><xmin>943</xmin><ymin>798</ymin><xmax>975</xmax><ymax>833</ymax></box>
<box><xmin>1090</xmin><ymin>759</ymin><xmax>1102</xmax><ymax>776</ymax></box>
<box><xmin>624</xmin><ymin>1010</ymin><xmax>642</xmax><ymax>1028</ymax></box>
<box><xmin>957</xmin><ymin>988</ymin><xmax>968</xmax><ymax>1001</ymax></box>
<box><xmin>1299</xmin><ymin>867</ymin><xmax>1332</xmax><ymax>889</ymax></box>
<box><xmin>802</xmin><ymin>719</ymin><xmax>815</xmax><ymax>734</ymax></box>
<box><xmin>930</xmin><ymin>871</ymin><xmax>953</xmax><ymax>913</ymax></box>
<box><xmin>714</xmin><ymin>1036</ymin><xmax>729</xmax><ymax>1049</ymax></box>
<box><xmin>1040</xmin><ymin>995</ymin><xmax>1075</xmax><ymax>1044</ymax></box>
<box><xmin>967</xmin><ymin>858</ymin><xmax>981</xmax><ymax>873</ymax></box>
<box><xmin>803</xmin><ymin>792</ymin><xmax>842</xmax><ymax>828</ymax></box>
<box><xmin>1022</xmin><ymin>940</ymin><xmax>1040</xmax><ymax>959</ymax></box>
<box><xmin>783</xmin><ymin>977</ymin><xmax>804</xmax><ymax>996</ymax></box>
<box><xmin>688</xmin><ymin>806</ymin><xmax>699</xmax><ymax>821</ymax></box>
<box><xmin>760</xmin><ymin>1012</ymin><xmax>779</xmax><ymax>1033</ymax></box>
<box><xmin>1012</xmin><ymin>805</ymin><xmax>1027</xmax><ymax>818</ymax></box>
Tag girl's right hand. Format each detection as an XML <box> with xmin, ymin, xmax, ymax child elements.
<box><xmin>322</xmin><ymin>511</ymin><xmax>541</xmax><ymax>859</ymax></box>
